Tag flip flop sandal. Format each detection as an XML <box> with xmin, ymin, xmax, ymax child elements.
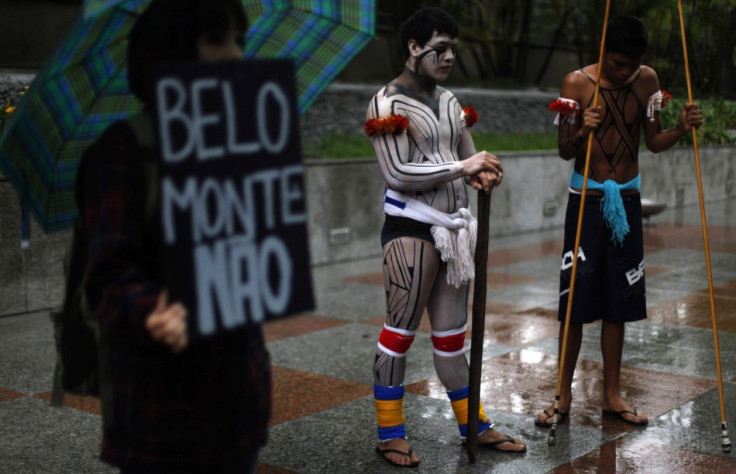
<box><xmin>602</xmin><ymin>408</ymin><xmax>648</xmax><ymax>426</ymax></box>
<box><xmin>534</xmin><ymin>409</ymin><xmax>569</xmax><ymax>428</ymax></box>
<box><xmin>375</xmin><ymin>446</ymin><xmax>419</xmax><ymax>468</ymax></box>
<box><xmin>477</xmin><ymin>435</ymin><xmax>527</xmax><ymax>452</ymax></box>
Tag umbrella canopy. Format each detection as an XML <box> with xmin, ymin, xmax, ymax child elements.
<box><xmin>0</xmin><ymin>0</ymin><xmax>375</xmax><ymax>235</ymax></box>
<box><xmin>243</xmin><ymin>0</ymin><xmax>375</xmax><ymax>114</ymax></box>
<box><xmin>85</xmin><ymin>0</ymin><xmax>376</xmax><ymax>114</ymax></box>
<box><xmin>0</xmin><ymin>2</ymin><xmax>146</xmax><ymax>235</ymax></box>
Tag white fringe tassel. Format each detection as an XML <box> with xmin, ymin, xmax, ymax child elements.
<box><xmin>431</xmin><ymin>208</ymin><xmax>477</xmax><ymax>288</ymax></box>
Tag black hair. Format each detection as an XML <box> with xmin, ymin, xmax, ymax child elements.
<box><xmin>605</xmin><ymin>15</ymin><xmax>648</xmax><ymax>58</ymax></box>
<box><xmin>127</xmin><ymin>0</ymin><xmax>248</xmax><ymax>104</ymax></box>
<box><xmin>399</xmin><ymin>7</ymin><xmax>458</xmax><ymax>58</ymax></box>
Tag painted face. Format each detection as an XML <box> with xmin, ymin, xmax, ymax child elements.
<box><xmin>196</xmin><ymin>27</ymin><xmax>246</xmax><ymax>62</ymax></box>
<box><xmin>411</xmin><ymin>31</ymin><xmax>458</xmax><ymax>81</ymax></box>
<box><xmin>602</xmin><ymin>51</ymin><xmax>641</xmax><ymax>86</ymax></box>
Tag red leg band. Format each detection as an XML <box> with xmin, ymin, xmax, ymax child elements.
<box><xmin>377</xmin><ymin>325</ymin><xmax>416</xmax><ymax>357</ymax></box>
<box><xmin>431</xmin><ymin>326</ymin><xmax>467</xmax><ymax>356</ymax></box>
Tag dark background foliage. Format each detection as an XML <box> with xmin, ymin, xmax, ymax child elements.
<box><xmin>377</xmin><ymin>0</ymin><xmax>736</xmax><ymax>98</ymax></box>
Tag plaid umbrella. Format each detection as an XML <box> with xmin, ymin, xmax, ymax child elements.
<box><xmin>0</xmin><ymin>1</ymin><xmax>147</xmax><ymax>238</ymax></box>
<box><xmin>242</xmin><ymin>0</ymin><xmax>375</xmax><ymax>114</ymax></box>
<box><xmin>0</xmin><ymin>0</ymin><xmax>375</xmax><ymax>237</ymax></box>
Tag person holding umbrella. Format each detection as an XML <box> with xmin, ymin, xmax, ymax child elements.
<box><xmin>77</xmin><ymin>0</ymin><xmax>271</xmax><ymax>471</ymax></box>
<box><xmin>535</xmin><ymin>15</ymin><xmax>703</xmax><ymax>429</ymax></box>
<box><xmin>366</xmin><ymin>7</ymin><xmax>526</xmax><ymax>468</ymax></box>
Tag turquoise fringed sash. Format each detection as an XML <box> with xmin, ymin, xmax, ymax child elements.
<box><xmin>570</xmin><ymin>170</ymin><xmax>641</xmax><ymax>246</ymax></box>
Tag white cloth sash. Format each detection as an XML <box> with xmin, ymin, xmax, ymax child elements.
<box><xmin>383</xmin><ymin>189</ymin><xmax>477</xmax><ymax>288</ymax></box>
<box><xmin>646</xmin><ymin>90</ymin><xmax>663</xmax><ymax>122</ymax></box>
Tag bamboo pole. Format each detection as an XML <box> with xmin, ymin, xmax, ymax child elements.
<box><xmin>677</xmin><ymin>0</ymin><xmax>731</xmax><ymax>453</ymax></box>
<box><xmin>548</xmin><ymin>0</ymin><xmax>611</xmax><ymax>446</ymax></box>
<box><xmin>467</xmin><ymin>189</ymin><xmax>491</xmax><ymax>462</ymax></box>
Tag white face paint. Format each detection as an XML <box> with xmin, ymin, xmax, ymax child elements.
<box><xmin>411</xmin><ymin>31</ymin><xmax>458</xmax><ymax>82</ymax></box>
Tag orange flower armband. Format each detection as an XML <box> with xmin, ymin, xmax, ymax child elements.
<box><xmin>462</xmin><ymin>106</ymin><xmax>478</xmax><ymax>128</ymax></box>
<box><xmin>364</xmin><ymin>115</ymin><xmax>409</xmax><ymax>137</ymax></box>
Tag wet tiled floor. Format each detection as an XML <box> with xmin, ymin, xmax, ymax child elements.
<box><xmin>1</xmin><ymin>198</ymin><xmax>734</xmax><ymax>473</ymax></box>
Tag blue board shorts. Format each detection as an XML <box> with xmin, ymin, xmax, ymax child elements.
<box><xmin>558</xmin><ymin>192</ymin><xmax>647</xmax><ymax>324</ymax></box>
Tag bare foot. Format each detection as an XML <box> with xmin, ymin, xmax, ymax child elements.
<box><xmin>376</xmin><ymin>438</ymin><xmax>420</xmax><ymax>467</ymax></box>
<box><xmin>602</xmin><ymin>396</ymin><xmax>648</xmax><ymax>425</ymax></box>
<box><xmin>477</xmin><ymin>428</ymin><xmax>526</xmax><ymax>452</ymax></box>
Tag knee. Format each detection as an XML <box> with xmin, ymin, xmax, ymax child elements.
<box><xmin>431</xmin><ymin>324</ymin><xmax>467</xmax><ymax>357</ymax></box>
<box><xmin>377</xmin><ymin>325</ymin><xmax>416</xmax><ymax>357</ymax></box>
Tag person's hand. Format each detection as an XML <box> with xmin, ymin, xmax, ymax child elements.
<box><xmin>462</xmin><ymin>150</ymin><xmax>503</xmax><ymax>186</ymax></box>
<box><xmin>678</xmin><ymin>103</ymin><xmax>703</xmax><ymax>133</ymax></box>
<box><xmin>469</xmin><ymin>170</ymin><xmax>501</xmax><ymax>192</ymax></box>
<box><xmin>580</xmin><ymin>105</ymin><xmax>602</xmax><ymax>136</ymax></box>
<box><xmin>145</xmin><ymin>290</ymin><xmax>188</xmax><ymax>353</ymax></box>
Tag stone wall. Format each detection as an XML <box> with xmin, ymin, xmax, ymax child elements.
<box><xmin>0</xmin><ymin>75</ymin><xmax>30</xmax><ymax>106</ymax></box>
<box><xmin>1</xmin><ymin>73</ymin><xmax>559</xmax><ymax>146</ymax></box>
<box><xmin>305</xmin><ymin>146</ymin><xmax>735</xmax><ymax>265</ymax></box>
<box><xmin>0</xmin><ymin>179</ymin><xmax>69</xmax><ymax>317</ymax></box>
<box><xmin>2</xmin><ymin>146</ymin><xmax>733</xmax><ymax>317</ymax></box>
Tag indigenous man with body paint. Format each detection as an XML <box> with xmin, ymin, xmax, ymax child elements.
<box><xmin>366</xmin><ymin>7</ymin><xmax>526</xmax><ymax>468</ymax></box>
<box><xmin>535</xmin><ymin>15</ymin><xmax>703</xmax><ymax>429</ymax></box>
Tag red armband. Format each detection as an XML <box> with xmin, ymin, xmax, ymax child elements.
<box><xmin>548</xmin><ymin>98</ymin><xmax>580</xmax><ymax>117</ymax></box>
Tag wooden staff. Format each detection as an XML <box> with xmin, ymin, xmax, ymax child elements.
<box><xmin>677</xmin><ymin>0</ymin><xmax>731</xmax><ymax>453</ymax></box>
<box><xmin>466</xmin><ymin>189</ymin><xmax>491</xmax><ymax>463</ymax></box>
<box><xmin>548</xmin><ymin>0</ymin><xmax>611</xmax><ymax>446</ymax></box>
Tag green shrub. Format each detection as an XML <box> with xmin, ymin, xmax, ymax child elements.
<box><xmin>304</xmin><ymin>98</ymin><xmax>735</xmax><ymax>160</ymax></box>
<box><xmin>659</xmin><ymin>96</ymin><xmax>736</xmax><ymax>146</ymax></box>
<box><xmin>303</xmin><ymin>131</ymin><xmax>557</xmax><ymax>159</ymax></box>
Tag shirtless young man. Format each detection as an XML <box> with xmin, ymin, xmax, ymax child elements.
<box><xmin>366</xmin><ymin>7</ymin><xmax>526</xmax><ymax>468</ymax></box>
<box><xmin>535</xmin><ymin>15</ymin><xmax>703</xmax><ymax>428</ymax></box>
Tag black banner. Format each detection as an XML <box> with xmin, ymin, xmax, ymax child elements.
<box><xmin>152</xmin><ymin>60</ymin><xmax>314</xmax><ymax>338</ymax></box>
